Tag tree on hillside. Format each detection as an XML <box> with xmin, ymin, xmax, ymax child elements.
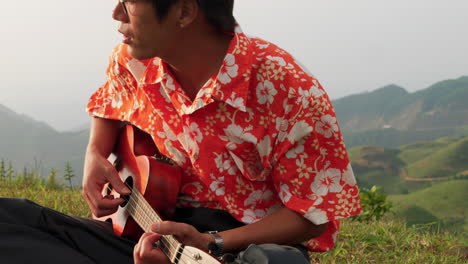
<box><xmin>6</xmin><ymin>161</ymin><xmax>15</xmax><ymax>181</ymax></box>
<box><xmin>63</xmin><ymin>162</ymin><xmax>75</xmax><ymax>190</ymax></box>
<box><xmin>47</xmin><ymin>168</ymin><xmax>60</xmax><ymax>189</ymax></box>
<box><xmin>23</xmin><ymin>166</ymin><xmax>28</xmax><ymax>179</ymax></box>
<box><xmin>0</xmin><ymin>159</ymin><xmax>6</xmax><ymax>180</ymax></box>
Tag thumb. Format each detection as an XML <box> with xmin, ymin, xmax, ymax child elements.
<box><xmin>106</xmin><ymin>167</ymin><xmax>132</xmax><ymax>195</ymax></box>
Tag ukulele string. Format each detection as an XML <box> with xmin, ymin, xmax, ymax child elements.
<box><xmin>104</xmin><ymin>185</ymin><xmax>181</xmax><ymax>261</ymax></box>
<box><xmin>123</xmin><ymin>186</ymin><xmax>201</xmax><ymax>264</ymax></box>
<box><xmin>124</xmin><ymin>184</ymin><xmax>208</xmax><ymax>264</ymax></box>
<box><xmin>106</xmin><ymin>184</ymin><xmax>201</xmax><ymax>264</ymax></box>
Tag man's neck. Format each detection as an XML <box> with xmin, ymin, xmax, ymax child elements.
<box><xmin>161</xmin><ymin>29</ymin><xmax>233</xmax><ymax>101</ymax></box>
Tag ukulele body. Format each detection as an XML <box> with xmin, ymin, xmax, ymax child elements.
<box><xmin>95</xmin><ymin>125</ymin><xmax>182</xmax><ymax>242</ymax></box>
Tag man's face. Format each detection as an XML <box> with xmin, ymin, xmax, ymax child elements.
<box><xmin>113</xmin><ymin>1</ymin><xmax>178</xmax><ymax>60</ymax></box>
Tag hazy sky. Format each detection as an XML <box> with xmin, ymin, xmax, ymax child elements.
<box><xmin>1</xmin><ymin>0</ymin><xmax>467</xmax><ymax>131</ymax></box>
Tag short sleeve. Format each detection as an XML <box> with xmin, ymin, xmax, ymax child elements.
<box><xmin>86</xmin><ymin>45</ymin><xmax>141</xmax><ymax>121</ymax></box>
<box><xmin>270</xmin><ymin>76</ymin><xmax>362</xmax><ymax>251</ymax></box>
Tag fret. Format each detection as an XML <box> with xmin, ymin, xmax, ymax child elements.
<box><xmin>127</xmin><ymin>189</ymin><xmax>183</xmax><ymax>262</ymax></box>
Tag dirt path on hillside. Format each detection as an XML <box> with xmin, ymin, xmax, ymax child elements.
<box><xmin>400</xmin><ymin>168</ymin><xmax>451</xmax><ymax>182</ymax></box>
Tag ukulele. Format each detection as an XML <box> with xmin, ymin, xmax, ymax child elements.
<box><xmin>95</xmin><ymin>124</ymin><xmax>222</xmax><ymax>264</ymax></box>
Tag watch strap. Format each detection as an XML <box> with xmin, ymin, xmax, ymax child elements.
<box><xmin>207</xmin><ymin>231</ymin><xmax>224</xmax><ymax>257</ymax></box>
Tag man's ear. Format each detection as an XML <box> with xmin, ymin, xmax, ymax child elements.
<box><xmin>176</xmin><ymin>0</ymin><xmax>199</xmax><ymax>28</ymax></box>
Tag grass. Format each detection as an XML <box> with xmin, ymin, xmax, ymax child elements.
<box><xmin>398</xmin><ymin>136</ymin><xmax>459</xmax><ymax>164</ymax></box>
<box><xmin>0</xmin><ymin>177</ymin><xmax>90</xmax><ymax>218</ymax></box>
<box><xmin>1</xmin><ymin>178</ymin><xmax>467</xmax><ymax>264</ymax></box>
<box><xmin>389</xmin><ymin>180</ymin><xmax>468</xmax><ymax>235</ymax></box>
<box><xmin>310</xmin><ymin>219</ymin><xmax>467</xmax><ymax>264</ymax></box>
<box><xmin>405</xmin><ymin>137</ymin><xmax>468</xmax><ymax>179</ymax></box>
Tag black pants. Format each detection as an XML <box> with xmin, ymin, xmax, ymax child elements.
<box><xmin>0</xmin><ymin>198</ymin><xmax>135</xmax><ymax>264</ymax></box>
<box><xmin>0</xmin><ymin>198</ymin><xmax>310</xmax><ymax>264</ymax></box>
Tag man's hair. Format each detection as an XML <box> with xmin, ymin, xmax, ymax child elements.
<box><xmin>151</xmin><ymin>0</ymin><xmax>236</xmax><ymax>33</ymax></box>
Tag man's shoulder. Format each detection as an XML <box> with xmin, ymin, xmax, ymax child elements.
<box><xmin>106</xmin><ymin>44</ymin><xmax>156</xmax><ymax>83</ymax></box>
<box><xmin>245</xmin><ymin>35</ymin><xmax>316</xmax><ymax>84</ymax></box>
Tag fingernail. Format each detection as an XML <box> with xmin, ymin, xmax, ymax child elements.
<box><xmin>152</xmin><ymin>222</ymin><xmax>160</xmax><ymax>232</ymax></box>
<box><xmin>123</xmin><ymin>187</ymin><xmax>131</xmax><ymax>194</ymax></box>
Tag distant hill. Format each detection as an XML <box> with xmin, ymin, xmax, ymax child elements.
<box><xmin>349</xmin><ymin>135</ymin><xmax>468</xmax><ymax>194</ymax></box>
<box><xmin>389</xmin><ymin>180</ymin><xmax>468</xmax><ymax>234</ymax></box>
<box><xmin>0</xmin><ymin>104</ymin><xmax>88</xmax><ymax>185</ymax></box>
<box><xmin>334</xmin><ymin>76</ymin><xmax>468</xmax><ymax>148</ymax></box>
<box><xmin>334</xmin><ymin>76</ymin><xmax>468</xmax><ymax>131</ymax></box>
<box><xmin>2</xmin><ymin>75</ymin><xmax>468</xmax><ymax>184</ymax></box>
<box><xmin>348</xmin><ymin>146</ymin><xmax>407</xmax><ymax>194</ymax></box>
<box><xmin>403</xmin><ymin>137</ymin><xmax>468</xmax><ymax>179</ymax></box>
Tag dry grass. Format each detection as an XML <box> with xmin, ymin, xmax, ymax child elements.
<box><xmin>1</xmin><ymin>179</ymin><xmax>466</xmax><ymax>264</ymax></box>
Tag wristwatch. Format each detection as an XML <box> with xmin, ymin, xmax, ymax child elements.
<box><xmin>206</xmin><ymin>231</ymin><xmax>224</xmax><ymax>257</ymax></box>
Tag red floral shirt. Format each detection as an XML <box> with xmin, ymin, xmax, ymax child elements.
<box><xmin>87</xmin><ymin>26</ymin><xmax>362</xmax><ymax>252</ymax></box>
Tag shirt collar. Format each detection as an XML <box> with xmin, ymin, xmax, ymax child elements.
<box><xmin>141</xmin><ymin>25</ymin><xmax>253</xmax><ymax>113</ymax></box>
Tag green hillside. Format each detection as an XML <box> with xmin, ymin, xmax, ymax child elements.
<box><xmin>350</xmin><ymin>146</ymin><xmax>407</xmax><ymax>194</ymax></box>
<box><xmin>389</xmin><ymin>180</ymin><xmax>468</xmax><ymax>234</ymax></box>
<box><xmin>404</xmin><ymin>137</ymin><xmax>468</xmax><ymax>179</ymax></box>
<box><xmin>398</xmin><ymin>136</ymin><xmax>460</xmax><ymax>164</ymax></box>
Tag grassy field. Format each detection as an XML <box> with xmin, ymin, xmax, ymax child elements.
<box><xmin>404</xmin><ymin>137</ymin><xmax>468</xmax><ymax>179</ymax></box>
<box><xmin>0</xmin><ymin>179</ymin><xmax>467</xmax><ymax>264</ymax></box>
<box><xmin>389</xmin><ymin>180</ymin><xmax>468</xmax><ymax>235</ymax></box>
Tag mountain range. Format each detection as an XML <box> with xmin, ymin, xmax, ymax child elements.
<box><xmin>1</xmin><ymin>75</ymin><xmax>467</xmax><ymax>184</ymax></box>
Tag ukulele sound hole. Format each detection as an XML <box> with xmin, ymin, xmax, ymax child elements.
<box><xmin>120</xmin><ymin>176</ymin><xmax>134</xmax><ymax>208</ymax></box>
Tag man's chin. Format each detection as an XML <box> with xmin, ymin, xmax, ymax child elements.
<box><xmin>127</xmin><ymin>46</ymin><xmax>156</xmax><ymax>60</ymax></box>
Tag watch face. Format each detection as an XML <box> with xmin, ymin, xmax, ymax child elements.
<box><xmin>208</xmin><ymin>242</ymin><xmax>221</xmax><ymax>256</ymax></box>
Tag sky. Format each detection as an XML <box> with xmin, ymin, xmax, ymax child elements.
<box><xmin>0</xmin><ymin>0</ymin><xmax>467</xmax><ymax>131</ymax></box>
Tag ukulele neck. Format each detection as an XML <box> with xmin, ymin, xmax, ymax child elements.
<box><xmin>127</xmin><ymin>188</ymin><xmax>184</xmax><ymax>263</ymax></box>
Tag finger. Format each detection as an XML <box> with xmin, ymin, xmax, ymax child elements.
<box><xmin>85</xmin><ymin>190</ymin><xmax>124</xmax><ymax>217</ymax></box>
<box><xmin>151</xmin><ymin>221</ymin><xmax>189</xmax><ymax>237</ymax></box>
<box><xmin>135</xmin><ymin>233</ymin><xmax>168</xmax><ymax>264</ymax></box>
<box><xmin>105</xmin><ymin>167</ymin><xmax>132</xmax><ymax>196</ymax></box>
<box><xmin>140</xmin><ymin>232</ymin><xmax>161</xmax><ymax>256</ymax></box>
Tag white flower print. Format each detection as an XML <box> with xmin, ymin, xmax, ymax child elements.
<box><xmin>315</xmin><ymin>115</ymin><xmax>339</xmax><ymax>139</ymax></box>
<box><xmin>209</xmin><ymin>175</ymin><xmax>225</xmax><ymax>196</ymax></box>
<box><xmin>331</xmin><ymin>230</ymin><xmax>339</xmax><ymax>243</ymax></box>
<box><xmin>304</xmin><ymin>207</ymin><xmax>328</xmax><ymax>225</ymax></box>
<box><xmin>311</xmin><ymin>80</ymin><xmax>324</xmax><ymax>98</ymax></box>
<box><xmin>342</xmin><ymin>163</ymin><xmax>357</xmax><ymax>187</ymax></box>
<box><xmin>241</xmin><ymin>209</ymin><xmax>266</xmax><ymax>223</ymax></box>
<box><xmin>311</xmin><ymin>168</ymin><xmax>343</xmax><ymax>196</ymax></box>
<box><xmin>279</xmin><ymin>184</ymin><xmax>292</xmax><ymax>203</ymax></box>
<box><xmin>164</xmin><ymin>140</ymin><xmax>186</xmax><ymax>165</ymax></box>
<box><xmin>223</xmin><ymin>124</ymin><xmax>258</xmax><ymax>149</ymax></box>
<box><xmin>164</xmin><ymin>75</ymin><xmax>176</xmax><ymax>92</ymax></box>
<box><xmin>297</xmin><ymin>87</ymin><xmax>312</xmax><ymax>108</ymax></box>
<box><xmin>256</xmin><ymin>80</ymin><xmax>277</xmax><ymax>105</ymax></box>
<box><xmin>214</xmin><ymin>153</ymin><xmax>237</xmax><ymax>175</ymax></box>
<box><xmin>157</xmin><ymin>121</ymin><xmax>178</xmax><ymax>141</ymax></box>
<box><xmin>287</xmin><ymin>120</ymin><xmax>313</xmax><ymax>144</ymax></box>
<box><xmin>244</xmin><ymin>190</ymin><xmax>274</xmax><ymax>207</ymax></box>
<box><xmin>178</xmin><ymin>133</ymin><xmax>199</xmax><ymax>160</ymax></box>
<box><xmin>257</xmin><ymin>135</ymin><xmax>272</xmax><ymax>159</ymax></box>
<box><xmin>226</xmin><ymin>92</ymin><xmax>245</xmax><ymax>110</ymax></box>
<box><xmin>256</xmin><ymin>43</ymin><xmax>270</xmax><ymax>49</ymax></box>
<box><xmin>275</xmin><ymin>117</ymin><xmax>289</xmax><ymax>142</ymax></box>
<box><xmin>111</xmin><ymin>89</ymin><xmax>123</xmax><ymax>109</ymax></box>
<box><xmin>266</xmin><ymin>55</ymin><xmax>286</xmax><ymax>66</ymax></box>
<box><xmin>184</xmin><ymin>122</ymin><xmax>203</xmax><ymax>143</ymax></box>
<box><xmin>127</xmin><ymin>58</ymin><xmax>147</xmax><ymax>82</ymax></box>
<box><xmin>219</xmin><ymin>54</ymin><xmax>239</xmax><ymax>84</ymax></box>
<box><xmin>285</xmin><ymin>138</ymin><xmax>305</xmax><ymax>159</ymax></box>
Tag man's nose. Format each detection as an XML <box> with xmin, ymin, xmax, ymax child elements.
<box><xmin>112</xmin><ymin>2</ymin><xmax>129</xmax><ymax>23</ymax></box>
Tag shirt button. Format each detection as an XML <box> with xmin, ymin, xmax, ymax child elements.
<box><xmin>193</xmin><ymin>153</ymin><xmax>199</xmax><ymax>161</ymax></box>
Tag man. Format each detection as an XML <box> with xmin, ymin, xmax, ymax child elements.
<box><xmin>0</xmin><ymin>0</ymin><xmax>360</xmax><ymax>263</ymax></box>
<box><xmin>85</xmin><ymin>0</ymin><xmax>361</xmax><ymax>263</ymax></box>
